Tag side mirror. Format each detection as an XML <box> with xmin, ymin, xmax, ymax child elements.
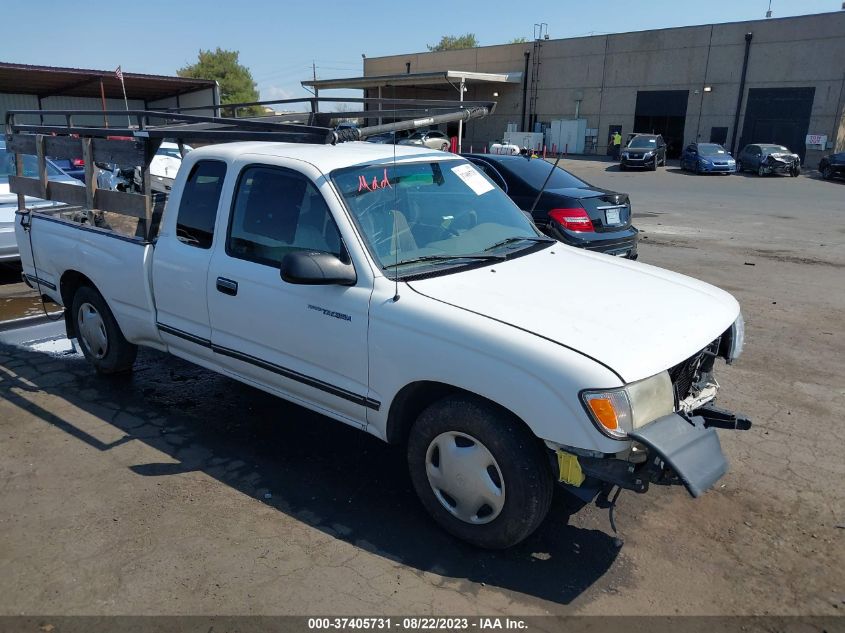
<box><xmin>281</xmin><ymin>251</ymin><xmax>356</xmax><ymax>286</ymax></box>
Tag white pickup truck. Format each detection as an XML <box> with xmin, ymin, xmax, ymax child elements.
<box><xmin>12</xmin><ymin>120</ymin><xmax>749</xmax><ymax>549</ymax></box>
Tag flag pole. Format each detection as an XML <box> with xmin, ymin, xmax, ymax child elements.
<box><xmin>116</xmin><ymin>66</ymin><xmax>130</xmax><ymax>127</ymax></box>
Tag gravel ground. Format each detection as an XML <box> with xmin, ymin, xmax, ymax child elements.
<box><xmin>0</xmin><ymin>159</ymin><xmax>843</xmax><ymax>617</ymax></box>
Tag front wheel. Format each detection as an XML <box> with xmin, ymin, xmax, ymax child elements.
<box><xmin>407</xmin><ymin>395</ymin><xmax>553</xmax><ymax>549</ymax></box>
<box><xmin>758</xmin><ymin>165</ymin><xmax>767</xmax><ymax>177</ymax></box>
<box><xmin>736</xmin><ymin>160</ymin><xmax>743</xmax><ymax>173</ymax></box>
<box><xmin>72</xmin><ymin>285</ymin><xmax>137</xmax><ymax>373</ymax></box>
<box><xmin>821</xmin><ymin>165</ymin><xmax>832</xmax><ymax>180</ymax></box>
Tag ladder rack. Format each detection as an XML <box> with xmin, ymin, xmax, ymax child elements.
<box><xmin>5</xmin><ymin>97</ymin><xmax>495</xmax><ymax>240</ymax></box>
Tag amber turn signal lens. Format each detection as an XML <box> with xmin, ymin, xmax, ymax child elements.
<box><xmin>587</xmin><ymin>397</ymin><xmax>619</xmax><ymax>431</ymax></box>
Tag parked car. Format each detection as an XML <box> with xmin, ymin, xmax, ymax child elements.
<box><xmin>97</xmin><ymin>141</ymin><xmax>192</xmax><ymax>194</ymax></box>
<box><xmin>620</xmin><ymin>134</ymin><xmax>667</xmax><ymax>170</ymax></box>
<box><xmin>397</xmin><ymin>130</ymin><xmax>451</xmax><ymax>151</ymax></box>
<box><xmin>466</xmin><ymin>154</ymin><xmax>638</xmax><ymax>258</ymax></box>
<box><xmin>48</xmin><ymin>156</ymin><xmax>86</xmax><ymax>182</ymax></box>
<box><xmin>680</xmin><ymin>143</ymin><xmax>736</xmax><ymax>174</ymax></box>
<box><xmin>488</xmin><ymin>141</ymin><xmax>521</xmax><ymax>155</ymax></box>
<box><xmin>736</xmin><ymin>144</ymin><xmax>800</xmax><ymax>177</ymax></box>
<box><xmin>14</xmin><ymin>129</ymin><xmax>749</xmax><ymax>550</ymax></box>
<box><xmin>365</xmin><ymin>133</ymin><xmax>397</xmax><ymax>144</ymax></box>
<box><xmin>1</xmin><ymin>140</ymin><xmax>82</xmax><ymax>262</ymax></box>
<box><xmin>818</xmin><ymin>152</ymin><xmax>845</xmax><ymax>181</ymax></box>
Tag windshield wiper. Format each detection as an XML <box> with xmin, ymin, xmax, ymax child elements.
<box><xmin>482</xmin><ymin>236</ymin><xmax>554</xmax><ymax>252</ymax></box>
<box><xmin>383</xmin><ymin>253</ymin><xmax>505</xmax><ymax>270</ymax></box>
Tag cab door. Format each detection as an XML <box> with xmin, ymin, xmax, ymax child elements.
<box><xmin>152</xmin><ymin>159</ymin><xmax>227</xmax><ymax>360</ymax></box>
<box><xmin>206</xmin><ymin>161</ymin><xmax>373</xmax><ymax>426</ymax></box>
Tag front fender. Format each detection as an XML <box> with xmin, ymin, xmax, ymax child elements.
<box><xmin>366</xmin><ymin>279</ymin><xmax>623</xmax><ymax>454</ymax></box>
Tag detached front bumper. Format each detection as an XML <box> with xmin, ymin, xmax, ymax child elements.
<box><xmin>554</xmin><ymin>407</ymin><xmax>751</xmax><ymax>499</ymax></box>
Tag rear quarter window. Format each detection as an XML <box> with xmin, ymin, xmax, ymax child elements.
<box><xmin>175</xmin><ymin>160</ymin><xmax>227</xmax><ymax>249</ymax></box>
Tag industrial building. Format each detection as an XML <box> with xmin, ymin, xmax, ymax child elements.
<box><xmin>305</xmin><ymin>11</ymin><xmax>845</xmax><ymax>167</ymax></box>
<box><xmin>0</xmin><ymin>62</ymin><xmax>218</xmax><ymax>126</ymax></box>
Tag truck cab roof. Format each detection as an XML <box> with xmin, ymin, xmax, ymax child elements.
<box><xmin>190</xmin><ymin>141</ymin><xmax>460</xmax><ymax>173</ymax></box>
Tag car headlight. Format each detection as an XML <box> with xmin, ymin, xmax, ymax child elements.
<box><xmin>725</xmin><ymin>313</ymin><xmax>745</xmax><ymax>364</ymax></box>
<box><xmin>643</xmin><ymin>151</ymin><xmax>653</xmax><ymax>158</ymax></box>
<box><xmin>581</xmin><ymin>371</ymin><xmax>675</xmax><ymax>440</ymax></box>
<box><xmin>621</xmin><ymin>152</ymin><xmax>629</xmax><ymax>158</ymax></box>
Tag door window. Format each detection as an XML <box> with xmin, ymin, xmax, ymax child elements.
<box><xmin>175</xmin><ymin>160</ymin><xmax>227</xmax><ymax>249</ymax></box>
<box><xmin>227</xmin><ymin>165</ymin><xmax>342</xmax><ymax>267</ymax></box>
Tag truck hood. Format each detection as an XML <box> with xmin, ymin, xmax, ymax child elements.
<box><xmin>407</xmin><ymin>246</ymin><xmax>740</xmax><ymax>383</ymax></box>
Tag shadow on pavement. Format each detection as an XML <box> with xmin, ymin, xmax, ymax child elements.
<box><xmin>0</xmin><ymin>337</ymin><xmax>620</xmax><ymax>606</ymax></box>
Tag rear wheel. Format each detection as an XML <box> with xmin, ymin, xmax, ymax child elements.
<box><xmin>821</xmin><ymin>165</ymin><xmax>832</xmax><ymax>180</ymax></box>
<box><xmin>407</xmin><ymin>395</ymin><xmax>553</xmax><ymax>549</ymax></box>
<box><xmin>72</xmin><ymin>285</ymin><xmax>137</xmax><ymax>374</ymax></box>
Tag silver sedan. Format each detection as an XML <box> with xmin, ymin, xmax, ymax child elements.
<box><xmin>1</xmin><ymin>140</ymin><xmax>82</xmax><ymax>262</ymax></box>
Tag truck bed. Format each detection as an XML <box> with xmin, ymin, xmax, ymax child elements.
<box><xmin>16</xmin><ymin>207</ymin><xmax>162</xmax><ymax>350</ymax></box>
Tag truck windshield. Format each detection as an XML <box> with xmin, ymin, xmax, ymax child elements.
<box><xmin>331</xmin><ymin>159</ymin><xmax>543</xmax><ymax>273</ymax></box>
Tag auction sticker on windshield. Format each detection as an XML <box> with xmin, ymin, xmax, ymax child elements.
<box><xmin>451</xmin><ymin>163</ymin><xmax>494</xmax><ymax>196</ymax></box>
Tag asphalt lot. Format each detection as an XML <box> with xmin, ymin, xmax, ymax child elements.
<box><xmin>0</xmin><ymin>158</ymin><xmax>843</xmax><ymax>617</ymax></box>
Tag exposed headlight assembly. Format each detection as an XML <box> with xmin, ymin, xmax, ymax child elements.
<box><xmin>722</xmin><ymin>313</ymin><xmax>745</xmax><ymax>364</ymax></box>
<box><xmin>643</xmin><ymin>150</ymin><xmax>654</xmax><ymax>158</ymax></box>
<box><xmin>581</xmin><ymin>371</ymin><xmax>675</xmax><ymax>440</ymax></box>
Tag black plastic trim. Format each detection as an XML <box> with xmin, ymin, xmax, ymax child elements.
<box><xmin>155</xmin><ymin>322</ymin><xmax>379</xmax><ymax>410</ymax></box>
<box><xmin>23</xmin><ymin>274</ymin><xmax>57</xmax><ymax>291</ymax></box>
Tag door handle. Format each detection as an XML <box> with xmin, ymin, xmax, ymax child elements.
<box><xmin>216</xmin><ymin>277</ymin><xmax>238</xmax><ymax>296</ymax></box>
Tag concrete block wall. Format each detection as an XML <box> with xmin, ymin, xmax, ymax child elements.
<box><xmin>364</xmin><ymin>11</ymin><xmax>845</xmax><ymax>166</ymax></box>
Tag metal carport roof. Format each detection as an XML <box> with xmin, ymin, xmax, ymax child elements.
<box><xmin>0</xmin><ymin>62</ymin><xmax>217</xmax><ymax>101</ymax></box>
<box><xmin>302</xmin><ymin>70</ymin><xmax>522</xmax><ymax>91</ymax></box>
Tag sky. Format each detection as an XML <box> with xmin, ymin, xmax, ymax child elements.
<box><xmin>1</xmin><ymin>0</ymin><xmax>839</xmax><ymax>105</ymax></box>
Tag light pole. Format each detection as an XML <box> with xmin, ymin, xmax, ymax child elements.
<box><xmin>457</xmin><ymin>76</ymin><xmax>466</xmax><ymax>154</ymax></box>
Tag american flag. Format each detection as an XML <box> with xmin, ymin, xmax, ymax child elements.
<box><xmin>115</xmin><ymin>66</ymin><xmax>123</xmax><ymax>81</ymax></box>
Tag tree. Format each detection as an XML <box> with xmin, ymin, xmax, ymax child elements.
<box><xmin>427</xmin><ymin>33</ymin><xmax>479</xmax><ymax>52</ymax></box>
<box><xmin>508</xmin><ymin>37</ymin><xmax>528</xmax><ymax>44</ymax></box>
<box><xmin>178</xmin><ymin>48</ymin><xmax>262</xmax><ymax>117</ymax></box>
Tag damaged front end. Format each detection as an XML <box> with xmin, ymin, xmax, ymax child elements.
<box><xmin>761</xmin><ymin>152</ymin><xmax>801</xmax><ymax>176</ymax></box>
<box><xmin>551</xmin><ymin>314</ymin><xmax>751</xmax><ymax>506</ymax></box>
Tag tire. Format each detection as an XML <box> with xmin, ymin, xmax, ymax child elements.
<box><xmin>821</xmin><ymin>165</ymin><xmax>832</xmax><ymax>180</ymax></box>
<box><xmin>736</xmin><ymin>160</ymin><xmax>743</xmax><ymax>173</ymax></box>
<box><xmin>757</xmin><ymin>165</ymin><xmax>766</xmax><ymax>177</ymax></box>
<box><xmin>407</xmin><ymin>394</ymin><xmax>554</xmax><ymax>549</ymax></box>
<box><xmin>71</xmin><ymin>285</ymin><xmax>137</xmax><ymax>374</ymax></box>
<box><xmin>791</xmin><ymin>165</ymin><xmax>801</xmax><ymax>177</ymax></box>
<box><xmin>651</xmin><ymin>159</ymin><xmax>657</xmax><ymax>171</ymax></box>
<box><xmin>694</xmin><ymin>162</ymin><xmax>701</xmax><ymax>175</ymax></box>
